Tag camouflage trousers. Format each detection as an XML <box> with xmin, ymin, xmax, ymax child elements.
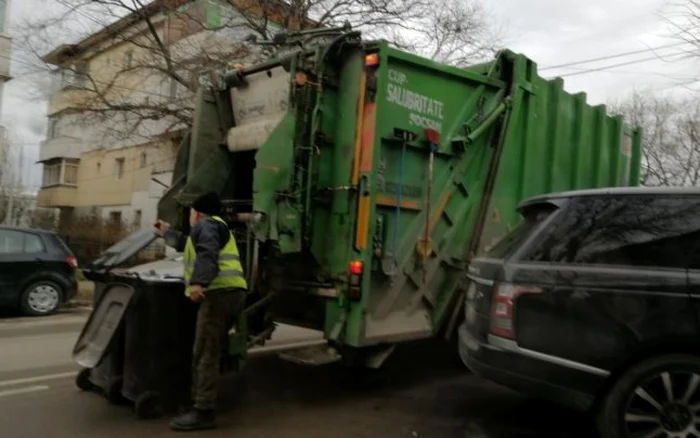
<box><xmin>192</xmin><ymin>288</ymin><xmax>246</xmax><ymax>411</ymax></box>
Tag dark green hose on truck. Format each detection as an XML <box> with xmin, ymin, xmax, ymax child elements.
<box><xmin>158</xmin><ymin>27</ymin><xmax>642</xmax><ymax>367</ymax></box>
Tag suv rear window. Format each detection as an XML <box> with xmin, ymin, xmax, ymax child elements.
<box><xmin>522</xmin><ymin>195</ymin><xmax>700</xmax><ymax>269</ymax></box>
<box><xmin>486</xmin><ymin>204</ymin><xmax>557</xmax><ymax>259</ymax></box>
<box><xmin>54</xmin><ymin>235</ymin><xmax>74</xmax><ymax>256</ymax></box>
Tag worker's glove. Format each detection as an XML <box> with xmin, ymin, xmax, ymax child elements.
<box><xmin>154</xmin><ymin>219</ymin><xmax>171</xmax><ymax>237</ymax></box>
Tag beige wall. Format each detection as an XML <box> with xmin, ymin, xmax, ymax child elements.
<box><xmin>48</xmin><ymin>23</ymin><xmax>168</xmax><ymax>116</ymax></box>
<box><xmin>75</xmin><ymin>139</ymin><xmax>177</xmax><ymax>207</ymax></box>
<box><xmin>37</xmin><ymin>186</ymin><xmax>77</xmax><ymax>208</ymax></box>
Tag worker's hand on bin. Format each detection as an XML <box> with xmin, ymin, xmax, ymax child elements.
<box><xmin>154</xmin><ymin>219</ymin><xmax>170</xmax><ymax>237</ymax></box>
<box><xmin>189</xmin><ymin>285</ymin><xmax>206</xmax><ymax>303</ymax></box>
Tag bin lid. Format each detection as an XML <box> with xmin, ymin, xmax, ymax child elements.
<box><xmin>87</xmin><ymin>228</ymin><xmax>159</xmax><ymax>271</ymax></box>
<box><xmin>124</xmin><ymin>254</ymin><xmax>184</xmax><ymax>279</ymax></box>
<box><xmin>72</xmin><ymin>283</ymin><xmax>135</xmax><ymax>368</ymax></box>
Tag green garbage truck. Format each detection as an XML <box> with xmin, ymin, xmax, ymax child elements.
<box><xmin>157</xmin><ymin>27</ymin><xmax>642</xmax><ymax>367</ymax></box>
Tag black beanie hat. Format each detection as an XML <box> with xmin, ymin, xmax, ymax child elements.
<box><xmin>191</xmin><ymin>192</ymin><xmax>222</xmax><ymax>217</ymax></box>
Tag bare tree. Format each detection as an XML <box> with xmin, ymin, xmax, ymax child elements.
<box><xmin>0</xmin><ymin>128</ymin><xmax>34</xmax><ymax>226</ymax></box>
<box><xmin>612</xmin><ymin>90</ymin><xmax>700</xmax><ymax>187</ymax></box>
<box><xmin>17</xmin><ymin>0</ymin><xmax>258</xmax><ymax>144</ymax></box>
<box><xmin>666</xmin><ymin>0</ymin><xmax>700</xmax><ymax>50</ymax></box>
<box><xmin>16</xmin><ymin>0</ymin><xmax>501</xmax><ymax>141</ymax></box>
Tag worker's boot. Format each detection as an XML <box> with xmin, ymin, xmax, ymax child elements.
<box><xmin>169</xmin><ymin>409</ymin><xmax>216</xmax><ymax>431</ymax></box>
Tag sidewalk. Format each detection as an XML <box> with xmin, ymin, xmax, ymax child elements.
<box><xmin>68</xmin><ymin>281</ymin><xmax>95</xmax><ymax>308</ymax></box>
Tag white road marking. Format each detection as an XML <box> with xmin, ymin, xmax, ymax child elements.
<box><xmin>0</xmin><ymin>314</ymin><xmax>88</xmax><ymax>329</ymax></box>
<box><xmin>0</xmin><ymin>371</ymin><xmax>75</xmax><ymax>388</ymax></box>
<box><xmin>0</xmin><ymin>385</ymin><xmax>50</xmax><ymax>398</ymax></box>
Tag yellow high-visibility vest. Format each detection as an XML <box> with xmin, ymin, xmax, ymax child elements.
<box><xmin>183</xmin><ymin>216</ymin><xmax>247</xmax><ymax>295</ymax></box>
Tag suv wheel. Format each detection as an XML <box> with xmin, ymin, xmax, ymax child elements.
<box><xmin>20</xmin><ymin>281</ymin><xmax>63</xmax><ymax>316</ymax></box>
<box><xmin>598</xmin><ymin>354</ymin><xmax>700</xmax><ymax>438</ymax></box>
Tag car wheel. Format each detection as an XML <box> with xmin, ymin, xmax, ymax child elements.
<box><xmin>20</xmin><ymin>281</ymin><xmax>63</xmax><ymax>316</ymax></box>
<box><xmin>597</xmin><ymin>354</ymin><xmax>700</xmax><ymax>438</ymax></box>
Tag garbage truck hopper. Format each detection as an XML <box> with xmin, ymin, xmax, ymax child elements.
<box><xmin>158</xmin><ymin>28</ymin><xmax>642</xmax><ymax>363</ymax></box>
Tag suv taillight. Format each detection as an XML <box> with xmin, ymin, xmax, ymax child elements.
<box><xmin>65</xmin><ymin>256</ymin><xmax>78</xmax><ymax>269</ymax></box>
<box><xmin>490</xmin><ymin>283</ymin><xmax>542</xmax><ymax>339</ymax></box>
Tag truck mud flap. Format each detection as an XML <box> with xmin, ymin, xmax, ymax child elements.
<box><xmin>72</xmin><ymin>283</ymin><xmax>135</xmax><ymax>368</ymax></box>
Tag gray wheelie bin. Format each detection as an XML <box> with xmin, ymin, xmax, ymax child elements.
<box><xmin>73</xmin><ymin>229</ymin><xmax>199</xmax><ymax>418</ymax></box>
<box><xmin>73</xmin><ymin>229</ymin><xmax>159</xmax><ymax>408</ymax></box>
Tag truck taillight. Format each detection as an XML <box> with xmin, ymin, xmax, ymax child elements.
<box><xmin>365</xmin><ymin>53</ymin><xmax>379</xmax><ymax>66</ymax></box>
<box><xmin>65</xmin><ymin>256</ymin><xmax>78</xmax><ymax>269</ymax></box>
<box><xmin>349</xmin><ymin>260</ymin><xmax>363</xmax><ymax>275</ymax></box>
<box><xmin>348</xmin><ymin>260</ymin><xmax>364</xmax><ymax>300</ymax></box>
<box><xmin>490</xmin><ymin>283</ymin><xmax>541</xmax><ymax>340</ymax></box>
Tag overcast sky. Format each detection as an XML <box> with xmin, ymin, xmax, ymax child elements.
<box><xmin>3</xmin><ymin>0</ymin><xmax>698</xmax><ymax>190</ymax></box>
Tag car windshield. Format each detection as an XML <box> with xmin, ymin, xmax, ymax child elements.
<box><xmin>485</xmin><ymin>204</ymin><xmax>556</xmax><ymax>259</ymax></box>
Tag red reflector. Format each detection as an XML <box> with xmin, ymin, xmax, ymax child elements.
<box><xmin>65</xmin><ymin>256</ymin><xmax>78</xmax><ymax>269</ymax></box>
<box><xmin>490</xmin><ymin>283</ymin><xmax>541</xmax><ymax>340</ymax></box>
<box><xmin>349</xmin><ymin>260</ymin><xmax>364</xmax><ymax>275</ymax></box>
<box><xmin>424</xmin><ymin>128</ymin><xmax>440</xmax><ymax>144</ymax></box>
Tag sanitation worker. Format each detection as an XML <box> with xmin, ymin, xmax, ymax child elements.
<box><xmin>155</xmin><ymin>192</ymin><xmax>247</xmax><ymax>431</ymax></box>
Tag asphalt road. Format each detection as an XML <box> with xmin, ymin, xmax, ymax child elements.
<box><xmin>0</xmin><ymin>308</ymin><xmax>598</xmax><ymax>438</ymax></box>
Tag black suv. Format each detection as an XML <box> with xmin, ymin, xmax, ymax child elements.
<box><xmin>459</xmin><ymin>187</ymin><xmax>700</xmax><ymax>438</ymax></box>
<box><xmin>0</xmin><ymin>226</ymin><xmax>78</xmax><ymax>316</ymax></box>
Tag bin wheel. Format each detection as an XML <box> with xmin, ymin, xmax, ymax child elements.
<box><xmin>75</xmin><ymin>369</ymin><xmax>94</xmax><ymax>392</ymax></box>
<box><xmin>106</xmin><ymin>377</ymin><xmax>125</xmax><ymax>404</ymax></box>
<box><xmin>134</xmin><ymin>391</ymin><xmax>162</xmax><ymax>419</ymax></box>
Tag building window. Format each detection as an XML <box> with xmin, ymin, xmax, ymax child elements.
<box><xmin>97</xmin><ymin>162</ymin><xmax>101</xmax><ymax>173</ymax></box>
<box><xmin>140</xmin><ymin>152</ymin><xmax>147</xmax><ymax>168</ymax></box>
<box><xmin>169</xmin><ymin>78</ymin><xmax>178</xmax><ymax>99</ymax></box>
<box><xmin>125</xmin><ymin>51</ymin><xmax>134</xmax><ymax>69</ymax></box>
<box><xmin>74</xmin><ymin>62</ymin><xmax>89</xmax><ymax>85</ymax></box>
<box><xmin>58</xmin><ymin>62</ymin><xmax>89</xmax><ymax>89</ymax></box>
<box><xmin>41</xmin><ymin>158</ymin><xmax>79</xmax><ymax>187</ymax></box>
<box><xmin>48</xmin><ymin>119</ymin><xmax>59</xmax><ymax>139</ymax></box>
<box><xmin>64</xmin><ymin>162</ymin><xmax>79</xmax><ymax>185</ymax></box>
<box><xmin>59</xmin><ymin>69</ymin><xmax>71</xmax><ymax>88</ymax></box>
<box><xmin>109</xmin><ymin>211</ymin><xmax>122</xmax><ymax>225</ymax></box>
<box><xmin>133</xmin><ymin>209</ymin><xmax>142</xmax><ymax>226</ymax></box>
<box><xmin>114</xmin><ymin>158</ymin><xmax>125</xmax><ymax>180</ymax></box>
<box><xmin>42</xmin><ymin>161</ymin><xmax>61</xmax><ymax>187</ymax></box>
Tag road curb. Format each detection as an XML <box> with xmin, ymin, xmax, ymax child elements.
<box><xmin>65</xmin><ymin>300</ymin><xmax>92</xmax><ymax>310</ymax></box>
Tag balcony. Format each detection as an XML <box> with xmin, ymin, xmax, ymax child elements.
<box><xmin>37</xmin><ymin>185</ymin><xmax>78</xmax><ymax>208</ymax></box>
<box><xmin>37</xmin><ymin>158</ymin><xmax>79</xmax><ymax>208</ymax></box>
<box><xmin>39</xmin><ymin>136</ymin><xmax>83</xmax><ymax>162</ymax></box>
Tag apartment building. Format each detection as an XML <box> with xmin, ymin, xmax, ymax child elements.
<box><xmin>37</xmin><ymin>0</ymin><xmax>265</xmax><ymax>229</ymax></box>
